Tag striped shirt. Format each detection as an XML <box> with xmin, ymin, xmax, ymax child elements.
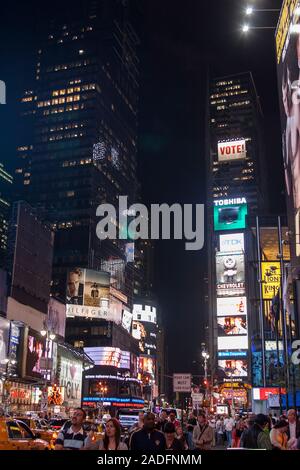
<box><xmin>55</xmin><ymin>426</ymin><xmax>88</xmax><ymax>450</ymax></box>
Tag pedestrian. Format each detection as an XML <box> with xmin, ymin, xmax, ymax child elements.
<box><xmin>55</xmin><ymin>408</ymin><xmax>88</xmax><ymax>450</ymax></box>
<box><xmin>240</xmin><ymin>415</ymin><xmax>256</xmax><ymax>449</ymax></box>
<box><xmin>286</xmin><ymin>409</ymin><xmax>300</xmax><ymax>443</ymax></box>
<box><xmin>186</xmin><ymin>411</ymin><xmax>197</xmax><ymax>449</ymax></box>
<box><xmin>224</xmin><ymin>414</ymin><xmax>235</xmax><ymax>448</ymax></box>
<box><xmin>270</xmin><ymin>420</ymin><xmax>289</xmax><ymax>450</ymax></box>
<box><xmin>84</xmin><ymin>418</ymin><xmax>127</xmax><ymax>450</ymax></box>
<box><xmin>129</xmin><ymin>411</ymin><xmax>144</xmax><ymax>434</ymax></box>
<box><xmin>164</xmin><ymin>422</ymin><xmax>183</xmax><ymax>451</ymax></box>
<box><xmin>176</xmin><ymin>424</ymin><xmax>189</xmax><ymax>450</ymax></box>
<box><xmin>130</xmin><ymin>412</ymin><xmax>166</xmax><ymax>451</ymax></box>
<box><xmin>168</xmin><ymin>410</ymin><xmax>180</xmax><ymax>429</ymax></box>
<box><xmin>215</xmin><ymin>415</ymin><xmax>224</xmax><ymax>447</ymax></box>
<box><xmin>208</xmin><ymin>415</ymin><xmax>216</xmax><ymax>447</ymax></box>
<box><xmin>192</xmin><ymin>412</ymin><xmax>214</xmax><ymax>450</ymax></box>
<box><xmin>156</xmin><ymin>410</ymin><xmax>168</xmax><ymax>432</ymax></box>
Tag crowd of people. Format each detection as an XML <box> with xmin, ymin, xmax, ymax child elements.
<box><xmin>52</xmin><ymin>407</ymin><xmax>300</xmax><ymax>451</ymax></box>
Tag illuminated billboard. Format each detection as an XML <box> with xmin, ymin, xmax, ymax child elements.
<box><xmin>214</xmin><ymin>198</ymin><xmax>248</xmax><ymax>231</ymax></box>
<box><xmin>84</xmin><ymin>347</ymin><xmax>130</xmax><ymax>370</ymax></box>
<box><xmin>219</xmin><ymin>233</ymin><xmax>244</xmax><ymax>253</ymax></box>
<box><xmin>122</xmin><ymin>308</ymin><xmax>133</xmax><ymax>333</ymax></box>
<box><xmin>0</xmin><ymin>317</ymin><xmax>9</xmax><ymax>373</ymax></box>
<box><xmin>218</xmin><ymin>360</ymin><xmax>248</xmax><ymax>378</ymax></box>
<box><xmin>66</xmin><ymin>268</ymin><xmax>110</xmax><ymax>306</ymax></box>
<box><xmin>261</xmin><ymin>262</ymin><xmax>281</xmax><ymax>299</ymax></box>
<box><xmin>216</xmin><ymin>252</ymin><xmax>245</xmax><ymax>296</ymax></box>
<box><xmin>217</xmin><ymin>297</ymin><xmax>247</xmax><ymax>317</ymax></box>
<box><xmin>217</xmin><ymin>336</ymin><xmax>248</xmax><ymax>351</ymax></box>
<box><xmin>276</xmin><ymin>1</ymin><xmax>300</xmax><ymax>257</ymax></box>
<box><xmin>217</xmin><ymin>140</ymin><xmax>246</xmax><ymax>163</ymax></box>
<box><xmin>132</xmin><ymin>321</ymin><xmax>157</xmax><ymax>355</ymax></box>
<box><xmin>132</xmin><ymin>304</ymin><xmax>157</xmax><ymax>324</ymax></box>
<box><xmin>217</xmin><ymin>316</ymin><xmax>247</xmax><ymax>336</ymax></box>
<box><xmin>138</xmin><ymin>356</ymin><xmax>155</xmax><ymax>375</ymax></box>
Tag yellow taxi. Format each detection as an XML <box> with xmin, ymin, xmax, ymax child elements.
<box><xmin>16</xmin><ymin>417</ymin><xmax>57</xmax><ymax>448</ymax></box>
<box><xmin>0</xmin><ymin>417</ymin><xmax>50</xmax><ymax>450</ymax></box>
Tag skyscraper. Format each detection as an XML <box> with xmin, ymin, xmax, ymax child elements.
<box><xmin>17</xmin><ymin>0</ymin><xmax>140</xmax><ymax>302</ymax></box>
<box><xmin>0</xmin><ymin>162</ymin><xmax>13</xmax><ymax>268</ymax></box>
<box><xmin>206</xmin><ymin>72</ymin><xmax>268</xmax><ymax>410</ymax></box>
<box><xmin>208</xmin><ymin>72</ymin><xmax>267</xmax><ymax>212</ymax></box>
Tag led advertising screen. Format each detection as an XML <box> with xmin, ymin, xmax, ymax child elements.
<box><xmin>214</xmin><ymin>198</ymin><xmax>248</xmax><ymax>231</ymax></box>
<box><xmin>0</xmin><ymin>317</ymin><xmax>9</xmax><ymax>373</ymax></box>
<box><xmin>25</xmin><ymin>331</ymin><xmax>53</xmax><ymax>379</ymax></box>
<box><xmin>217</xmin><ymin>139</ymin><xmax>246</xmax><ymax>163</ymax></box>
<box><xmin>138</xmin><ymin>356</ymin><xmax>155</xmax><ymax>375</ymax></box>
<box><xmin>219</xmin><ymin>233</ymin><xmax>244</xmax><ymax>253</ymax></box>
<box><xmin>84</xmin><ymin>347</ymin><xmax>131</xmax><ymax>370</ymax></box>
<box><xmin>217</xmin><ymin>297</ymin><xmax>247</xmax><ymax>317</ymax></box>
<box><xmin>261</xmin><ymin>262</ymin><xmax>281</xmax><ymax>299</ymax></box>
<box><xmin>218</xmin><ymin>360</ymin><xmax>248</xmax><ymax>378</ymax></box>
<box><xmin>217</xmin><ymin>316</ymin><xmax>247</xmax><ymax>336</ymax></box>
<box><xmin>132</xmin><ymin>321</ymin><xmax>157</xmax><ymax>355</ymax></box>
<box><xmin>217</xmin><ymin>335</ymin><xmax>248</xmax><ymax>351</ymax></box>
<box><xmin>133</xmin><ymin>304</ymin><xmax>157</xmax><ymax>324</ymax></box>
<box><xmin>276</xmin><ymin>1</ymin><xmax>300</xmax><ymax>257</ymax></box>
<box><xmin>216</xmin><ymin>252</ymin><xmax>245</xmax><ymax>296</ymax></box>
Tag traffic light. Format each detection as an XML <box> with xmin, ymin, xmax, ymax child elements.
<box><xmin>203</xmin><ymin>379</ymin><xmax>208</xmax><ymax>387</ymax></box>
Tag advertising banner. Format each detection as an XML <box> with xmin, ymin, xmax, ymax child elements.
<box><xmin>217</xmin><ymin>316</ymin><xmax>247</xmax><ymax>336</ymax></box>
<box><xmin>84</xmin><ymin>347</ymin><xmax>131</xmax><ymax>370</ymax></box>
<box><xmin>66</xmin><ymin>268</ymin><xmax>110</xmax><ymax>306</ymax></box>
<box><xmin>217</xmin><ymin>139</ymin><xmax>246</xmax><ymax>162</ymax></box>
<box><xmin>261</xmin><ymin>262</ymin><xmax>281</xmax><ymax>299</ymax></box>
<box><xmin>47</xmin><ymin>298</ymin><xmax>66</xmax><ymax>338</ymax></box>
<box><xmin>0</xmin><ymin>317</ymin><xmax>9</xmax><ymax>373</ymax></box>
<box><xmin>276</xmin><ymin>1</ymin><xmax>300</xmax><ymax>257</ymax></box>
<box><xmin>132</xmin><ymin>320</ymin><xmax>157</xmax><ymax>355</ymax></box>
<box><xmin>217</xmin><ymin>335</ymin><xmax>248</xmax><ymax>351</ymax></box>
<box><xmin>214</xmin><ymin>198</ymin><xmax>248</xmax><ymax>231</ymax></box>
<box><xmin>217</xmin><ymin>297</ymin><xmax>247</xmax><ymax>317</ymax></box>
<box><xmin>216</xmin><ymin>252</ymin><xmax>245</xmax><ymax>296</ymax></box>
<box><xmin>122</xmin><ymin>308</ymin><xmax>133</xmax><ymax>333</ymax></box>
<box><xmin>219</xmin><ymin>233</ymin><xmax>244</xmax><ymax>253</ymax></box>
<box><xmin>139</xmin><ymin>356</ymin><xmax>155</xmax><ymax>376</ymax></box>
<box><xmin>58</xmin><ymin>355</ymin><xmax>82</xmax><ymax>408</ymax></box>
<box><xmin>218</xmin><ymin>360</ymin><xmax>248</xmax><ymax>378</ymax></box>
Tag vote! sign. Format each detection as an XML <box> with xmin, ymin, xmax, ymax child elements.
<box><xmin>218</xmin><ymin>139</ymin><xmax>246</xmax><ymax>162</ymax></box>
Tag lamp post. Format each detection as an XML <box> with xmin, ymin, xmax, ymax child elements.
<box><xmin>201</xmin><ymin>350</ymin><xmax>210</xmax><ymax>403</ymax></box>
<box><xmin>40</xmin><ymin>328</ymin><xmax>56</xmax><ymax>414</ymax></box>
<box><xmin>97</xmin><ymin>381</ymin><xmax>108</xmax><ymax>418</ymax></box>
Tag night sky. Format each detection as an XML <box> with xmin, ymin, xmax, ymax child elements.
<box><xmin>0</xmin><ymin>0</ymin><xmax>285</xmax><ymax>377</ymax></box>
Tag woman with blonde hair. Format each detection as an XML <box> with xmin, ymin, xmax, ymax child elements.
<box><xmin>270</xmin><ymin>420</ymin><xmax>289</xmax><ymax>450</ymax></box>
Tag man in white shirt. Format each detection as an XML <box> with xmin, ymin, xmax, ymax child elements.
<box><xmin>287</xmin><ymin>409</ymin><xmax>300</xmax><ymax>444</ymax></box>
<box><xmin>224</xmin><ymin>415</ymin><xmax>235</xmax><ymax>448</ymax></box>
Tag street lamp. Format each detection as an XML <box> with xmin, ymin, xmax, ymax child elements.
<box><xmin>201</xmin><ymin>351</ymin><xmax>209</xmax><ymax>402</ymax></box>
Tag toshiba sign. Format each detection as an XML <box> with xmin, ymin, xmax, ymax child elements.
<box><xmin>218</xmin><ymin>140</ymin><xmax>246</xmax><ymax>162</ymax></box>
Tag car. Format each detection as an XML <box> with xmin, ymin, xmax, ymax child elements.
<box><xmin>0</xmin><ymin>417</ymin><xmax>50</xmax><ymax>450</ymax></box>
<box><xmin>48</xmin><ymin>418</ymin><xmax>69</xmax><ymax>430</ymax></box>
<box><xmin>15</xmin><ymin>417</ymin><xmax>57</xmax><ymax>448</ymax></box>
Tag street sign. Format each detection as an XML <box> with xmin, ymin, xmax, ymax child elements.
<box><xmin>173</xmin><ymin>374</ymin><xmax>192</xmax><ymax>393</ymax></box>
<box><xmin>191</xmin><ymin>393</ymin><xmax>203</xmax><ymax>406</ymax></box>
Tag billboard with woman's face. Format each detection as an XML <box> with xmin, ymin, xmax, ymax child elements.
<box><xmin>276</xmin><ymin>1</ymin><xmax>300</xmax><ymax>257</ymax></box>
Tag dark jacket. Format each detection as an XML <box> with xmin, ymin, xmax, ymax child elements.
<box><xmin>287</xmin><ymin>419</ymin><xmax>300</xmax><ymax>440</ymax></box>
<box><xmin>130</xmin><ymin>427</ymin><xmax>166</xmax><ymax>452</ymax></box>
